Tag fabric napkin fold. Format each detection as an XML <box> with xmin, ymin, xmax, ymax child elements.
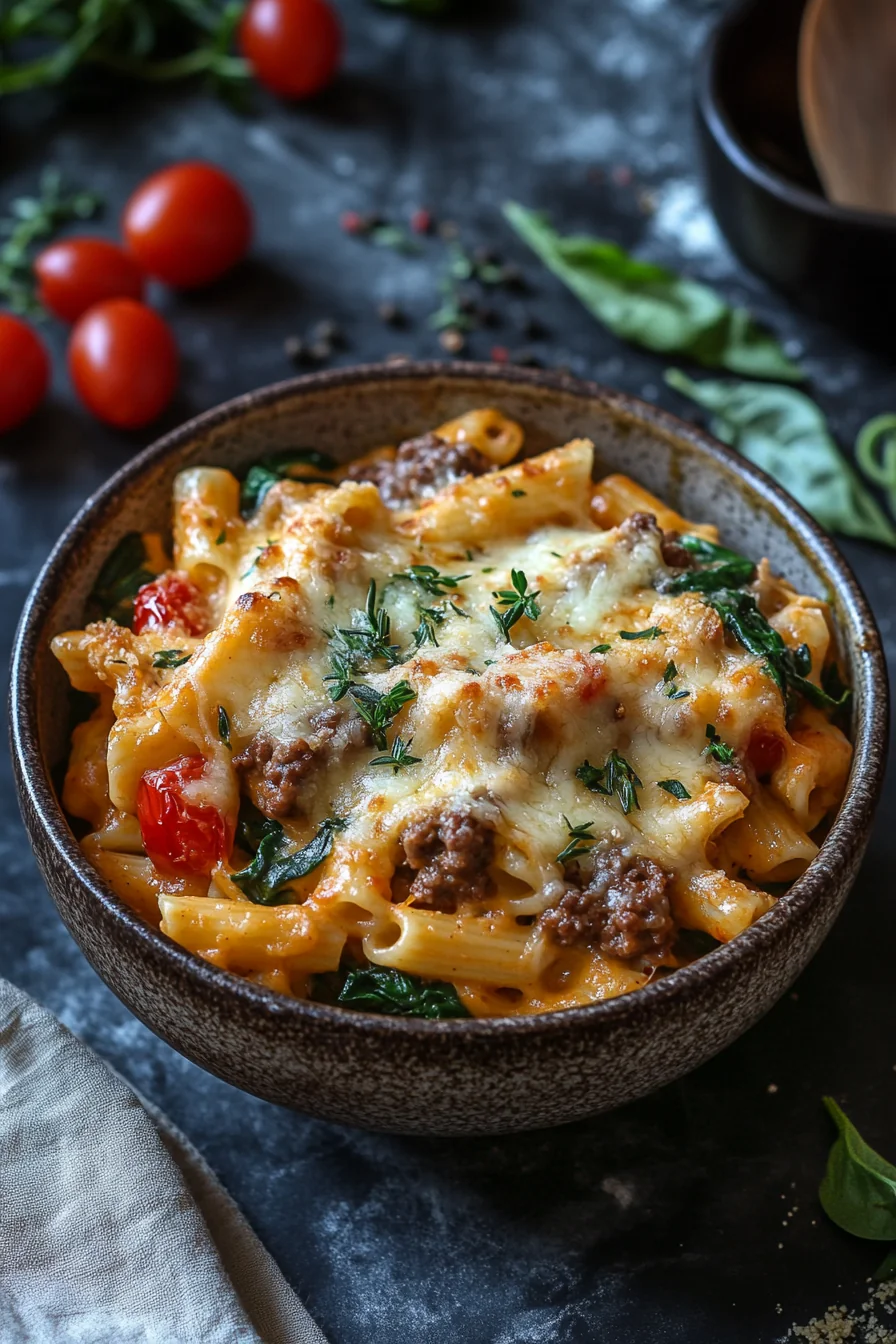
<box><xmin>0</xmin><ymin>977</ymin><xmax>328</xmax><ymax>1344</ymax></box>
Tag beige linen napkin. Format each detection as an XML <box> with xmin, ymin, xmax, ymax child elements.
<box><xmin>0</xmin><ymin>977</ymin><xmax>328</xmax><ymax>1344</ymax></box>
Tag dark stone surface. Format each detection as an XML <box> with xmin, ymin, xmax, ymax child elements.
<box><xmin>1</xmin><ymin>1</ymin><xmax>894</xmax><ymax>1339</ymax></box>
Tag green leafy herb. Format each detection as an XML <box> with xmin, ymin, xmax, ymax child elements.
<box><xmin>511</xmin><ymin>489</ymin><xmax>527</xmax><ymax>497</ymax></box>
<box><xmin>152</xmin><ymin>649</ymin><xmax>191</xmax><ymax>669</ymax></box>
<box><xmin>217</xmin><ymin>704</ymin><xmax>231</xmax><ymax>749</ymax></box>
<box><xmin>215</xmin><ymin>529</ymin><xmax>227</xmax><ymax>545</ymax></box>
<box><xmin>666</xmin><ymin>371</ymin><xmax>896</xmax><ymax>548</ymax></box>
<box><xmin>590</xmin><ymin>643</ymin><xmax>611</xmax><ymax>654</ymax></box>
<box><xmin>325</xmin><ymin>580</ymin><xmax>401</xmax><ymax>697</ymax></box>
<box><xmin>239</xmin><ymin>448</ymin><xmax>338</xmax><ymax>517</ymax></box>
<box><xmin>619</xmin><ymin>626</ymin><xmax>663</xmax><ymax>641</ymax></box>
<box><xmin>337</xmin><ymin>968</ymin><xmax>470</xmax><ymax>1019</ymax></box>
<box><xmin>662</xmin><ymin>660</ymin><xmax>689</xmax><ymax>700</ymax></box>
<box><xmin>503</xmin><ymin>203</ymin><xmax>802</xmax><ymax>381</ymax></box>
<box><xmin>232</xmin><ymin>814</ymin><xmax>349</xmax><ymax>906</ymax></box>
<box><xmin>395</xmin><ymin>564</ymin><xmax>469</xmax><ymax>596</ymax></box>
<box><xmin>704</xmin><ymin>724</ymin><xmax>735</xmax><ymax>765</ymax></box>
<box><xmin>349</xmin><ymin>680</ymin><xmax>416</xmax><ymax>749</ymax></box>
<box><xmin>706</xmin><ymin>588</ymin><xmax>849</xmax><ymax>715</ymax></box>
<box><xmin>369</xmin><ymin>734</ymin><xmax>421</xmax><ymax>774</ymax></box>
<box><xmin>490</xmin><ymin>568</ymin><xmax>541</xmax><ymax>642</ymax></box>
<box><xmin>658</xmin><ymin>779</ymin><xmax>691</xmax><ymax>800</ymax></box>
<box><xmin>819</xmin><ymin>1097</ymin><xmax>896</xmax><ymax>1242</ymax></box>
<box><xmin>0</xmin><ymin>168</ymin><xmax>102</xmax><ymax>314</ymax></box>
<box><xmin>556</xmin><ymin>816</ymin><xmax>597</xmax><ymax>865</ymax></box>
<box><xmin>666</xmin><ymin>534</ymin><xmax>756</xmax><ymax>594</ymax></box>
<box><xmin>87</xmin><ymin>532</ymin><xmax>156</xmax><ymax>626</ymax></box>
<box><xmin>411</xmin><ymin>606</ymin><xmax>445</xmax><ymax>649</ymax></box>
<box><xmin>575</xmin><ymin>750</ymin><xmax>642</xmax><ymax>815</ymax></box>
<box><xmin>0</xmin><ymin>2</ymin><xmax>249</xmax><ymax>100</ymax></box>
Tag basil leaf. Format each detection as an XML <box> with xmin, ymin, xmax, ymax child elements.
<box><xmin>337</xmin><ymin>967</ymin><xmax>470</xmax><ymax>1018</ymax></box>
<box><xmin>240</xmin><ymin>448</ymin><xmax>338</xmax><ymax>516</ymax></box>
<box><xmin>819</xmin><ymin>1097</ymin><xmax>896</xmax><ymax>1240</ymax></box>
<box><xmin>87</xmin><ymin>532</ymin><xmax>156</xmax><ymax>625</ymax></box>
<box><xmin>666</xmin><ymin>370</ymin><xmax>896</xmax><ymax>549</ymax></box>
<box><xmin>232</xmin><ymin>816</ymin><xmax>348</xmax><ymax>905</ymax></box>
<box><xmin>503</xmin><ymin>203</ymin><xmax>802</xmax><ymax>380</ymax></box>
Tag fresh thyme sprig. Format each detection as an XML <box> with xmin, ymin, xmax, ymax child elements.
<box><xmin>575</xmin><ymin>750</ymin><xmax>643</xmax><ymax>815</ymax></box>
<box><xmin>370</xmin><ymin>734</ymin><xmax>422</xmax><ymax>773</ymax></box>
<box><xmin>325</xmin><ymin>580</ymin><xmax>401</xmax><ymax>698</ymax></box>
<box><xmin>0</xmin><ymin>168</ymin><xmax>102</xmax><ymax>315</ymax></box>
<box><xmin>556</xmin><ymin>816</ymin><xmax>596</xmax><ymax>865</ymax></box>
<box><xmin>662</xmin><ymin>660</ymin><xmax>689</xmax><ymax>700</ymax></box>
<box><xmin>490</xmin><ymin>568</ymin><xmax>540</xmax><ymax>643</ymax></box>
<box><xmin>704</xmin><ymin>724</ymin><xmax>735</xmax><ymax>765</ymax></box>
<box><xmin>152</xmin><ymin>648</ymin><xmax>191</xmax><ymax>669</ymax></box>
<box><xmin>348</xmin><ymin>680</ymin><xmax>416</xmax><ymax>749</ymax></box>
<box><xmin>395</xmin><ymin>564</ymin><xmax>470</xmax><ymax>597</ymax></box>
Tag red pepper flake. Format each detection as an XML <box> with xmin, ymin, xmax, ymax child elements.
<box><xmin>490</xmin><ymin>345</ymin><xmax>509</xmax><ymax>364</ymax></box>
<box><xmin>611</xmin><ymin>164</ymin><xmax>633</xmax><ymax>187</ymax></box>
<box><xmin>340</xmin><ymin>210</ymin><xmax>367</xmax><ymax>235</ymax></box>
<box><xmin>410</xmin><ymin>208</ymin><xmax>433</xmax><ymax>235</ymax></box>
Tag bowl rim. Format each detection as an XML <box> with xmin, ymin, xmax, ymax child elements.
<box><xmin>10</xmin><ymin>359</ymin><xmax>888</xmax><ymax>1040</ymax></box>
<box><xmin>696</xmin><ymin>0</ymin><xmax>896</xmax><ymax>233</ymax></box>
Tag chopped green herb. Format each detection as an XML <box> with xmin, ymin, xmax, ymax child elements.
<box><xmin>152</xmin><ymin>649</ymin><xmax>191</xmax><ymax>669</ymax></box>
<box><xmin>590</xmin><ymin>643</ymin><xmax>611</xmax><ymax>654</ymax></box>
<box><xmin>395</xmin><ymin>564</ymin><xmax>469</xmax><ymax>596</ymax></box>
<box><xmin>87</xmin><ymin>532</ymin><xmax>156</xmax><ymax>626</ymax></box>
<box><xmin>490</xmin><ymin>568</ymin><xmax>541</xmax><ymax>642</ymax></box>
<box><xmin>503</xmin><ymin>203</ymin><xmax>803</xmax><ymax>381</ymax></box>
<box><xmin>511</xmin><ymin>489</ymin><xmax>527</xmax><ymax>497</ymax></box>
<box><xmin>819</xmin><ymin>1097</ymin><xmax>896</xmax><ymax>1244</ymax></box>
<box><xmin>575</xmin><ymin>750</ymin><xmax>642</xmax><ymax>815</ymax></box>
<box><xmin>337</xmin><ymin>968</ymin><xmax>469</xmax><ymax>1019</ymax></box>
<box><xmin>217</xmin><ymin>705</ymin><xmax>231</xmax><ymax>749</ymax></box>
<box><xmin>619</xmin><ymin>626</ymin><xmax>663</xmax><ymax>641</ymax></box>
<box><xmin>448</xmin><ymin>601</ymin><xmax>471</xmax><ymax>619</ymax></box>
<box><xmin>481</xmin><ymin>566</ymin><xmax>495</xmax><ymax>574</ymax></box>
<box><xmin>325</xmin><ymin>580</ymin><xmax>401</xmax><ymax>697</ymax></box>
<box><xmin>704</xmin><ymin>724</ymin><xmax>735</xmax><ymax>764</ymax></box>
<box><xmin>215</xmin><ymin>529</ymin><xmax>227</xmax><ymax>545</ymax></box>
<box><xmin>232</xmin><ymin>814</ymin><xmax>349</xmax><ymax>906</ymax></box>
<box><xmin>661</xmin><ymin>659</ymin><xmax>690</xmax><ymax>700</ymax></box>
<box><xmin>239</xmin><ymin>448</ymin><xmax>338</xmax><ymax>517</ymax></box>
<box><xmin>557</xmin><ymin>816</ymin><xmax>597</xmax><ymax>865</ymax></box>
<box><xmin>349</xmin><ymin>680</ymin><xmax>416</xmax><ymax>749</ymax></box>
<box><xmin>658</xmin><ymin>779</ymin><xmax>691</xmax><ymax>800</ymax></box>
<box><xmin>0</xmin><ymin>169</ymin><xmax>102</xmax><ymax>315</ymax></box>
<box><xmin>412</xmin><ymin>607</ymin><xmax>445</xmax><ymax>649</ymax></box>
<box><xmin>550</xmin><ymin>550</ymin><xmax>563</xmax><ymax>558</ymax></box>
<box><xmin>369</xmin><ymin>734</ymin><xmax>422</xmax><ymax>774</ymax></box>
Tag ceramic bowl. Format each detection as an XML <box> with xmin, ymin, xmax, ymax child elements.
<box><xmin>696</xmin><ymin>0</ymin><xmax>896</xmax><ymax>343</ymax></box>
<box><xmin>9</xmin><ymin>362</ymin><xmax>887</xmax><ymax>1135</ymax></box>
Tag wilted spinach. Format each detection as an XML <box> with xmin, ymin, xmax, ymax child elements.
<box><xmin>231</xmin><ymin>810</ymin><xmax>348</xmax><ymax>905</ymax></box>
<box><xmin>87</xmin><ymin>532</ymin><xmax>156</xmax><ymax>625</ymax></box>
<box><xmin>240</xmin><ymin>448</ymin><xmax>339</xmax><ymax>516</ymax></box>
<box><xmin>337</xmin><ymin>967</ymin><xmax>470</xmax><ymax>1018</ymax></box>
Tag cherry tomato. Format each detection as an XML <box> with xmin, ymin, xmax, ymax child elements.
<box><xmin>68</xmin><ymin>299</ymin><xmax>178</xmax><ymax>430</ymax></box>
<box><xmin>747</xmin><ymin>725</ymin><xmax>786</xmax><ymax>778</ymax></box>
<box><xmin>34</xmin><ymin>238</ymin><xmax>145</xmax><ymax>324</ymax></box>
<box><xmin>137</xmin><ymin>755</ymin><xmax>234</xmax><ymax>877</ymax></box>
<box><xmin>0</xmin><ymin>314</ymin><xmax>50</xmax><ymax>434</ymax></box>
<box><xmin>240</xmin><ymin>0</ymin><xmax>341</xmax><ymax>100</ymax></box>
<box><xmin>122</xmin><ymin>163</ymin><xmax>253</xmax><ymax>289</ymax></box>
<box><xmin>133</xmin><ymin>572</ymin><xmax>207</xmax><ymax>636</ymax></box>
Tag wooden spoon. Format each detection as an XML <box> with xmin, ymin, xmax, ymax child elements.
<box><xmin>799</xmin><ymin>0</ymin><xmax>896</xmax><ymax>214</ymax></box>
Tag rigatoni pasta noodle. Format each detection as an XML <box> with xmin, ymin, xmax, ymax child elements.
<box><xmin>51</xmin><ymin>410</ymin><xmax>852</xmax><ymax>1019</ymax></box>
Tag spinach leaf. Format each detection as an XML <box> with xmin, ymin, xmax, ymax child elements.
<box><xmin>666</xmin><ymin>534</ymin><xmax>755</xmax><ymax>594</ymax></box>
<box><xmin>87</xmin><ymin>532</ymin><xmax>156</xmax><ymax>626</ymax></box>
<box><xmin>819</xmin><ymin>1098</ymin><xmax>896</xmax><ymax>1241</ymax></box>
<box><xmin>240</xmin><ymin>448</ymin><xmax>338</xmax><ymax>516</ymax></box>
<box><xmin>232</xmin><ymin>815</ymin><xmax>348</xmax><ymax>905</ymax></box>
<box><xmin>503</xmin><ymin>204</ymin><xmax>802</xmax><ymax>380</ymax></box>
<box><xmin>337</xmin><ymin>968</ymin><xmax>470</xmax><ymax>1018</ymax></box>
<box><xmin>666</xmin><ymin>371</ymin><xmax>896</xmax><ymax>548</ymax></box>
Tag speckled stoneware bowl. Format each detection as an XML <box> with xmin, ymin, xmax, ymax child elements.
<box><xmin>10</xmin><ymin>363</ymin><xmax>888</xmax><ymax>1135</ymax></box>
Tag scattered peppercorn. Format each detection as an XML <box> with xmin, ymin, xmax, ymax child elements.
<box><xmin>284</xmin><ymin>334</ymin><xmax>306</xmax><ymax>364</ymax></box>
<box><xmin>377</xmin><ymin>300</ymin><xmax>405</xmax><ymax>326</ymax></box>
<box><xmin>312</xmin><ymin>318</ymin><xmax>342</xmax><ymax>346</ymax></box>
<box><xmin>522</xmin><ymin>314</ymin><xmax>547</xmax><ymax>339</ymax></box>
<box><xmin>499</xmin><ymin>263</ymin><xmax>525</xmax><ymax>290</ymax></box>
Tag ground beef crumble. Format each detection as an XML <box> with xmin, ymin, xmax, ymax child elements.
<box><xmin>346</xmin><ymin>432</ymin><xmax>491</xmax><ymax>508</ymax></box>
<box><xmin>660</xmin><ymin>529</ymin><xmax>694</xmax><ymax>570</ymax></box>
<box><xmin>233</xmin><ymin>708</ymin><xmax>367</xmax><ymax>817</ymax></box>
<box><xmin>541</xmin><ymin>843</ymin><xmax>675</xmax><ymax>960</ymax></box>
<box><xmin>395</xmin><ymin>803</ymin><xmax>495</xmax><ymax>912</ymax></box>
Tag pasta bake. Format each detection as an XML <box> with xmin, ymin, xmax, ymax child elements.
<box><xmin>52</xmin><ymin>408</ymin><xmax>852</xmax><ymax>1019</ymax></box>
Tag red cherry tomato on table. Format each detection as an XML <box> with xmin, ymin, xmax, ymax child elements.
<box><xmin>123</xmin><ymin>163</ymin><xmax>253</xmax><ymax>289</ymax></box>
<box><xmin>133</xmin><ymin>572</ymin><xmax>208</xmax><ymax>636</ymax></box>
<box><xmin>34</xmin><ymin>238</ymin><xmax>145</xmax><ymax>323</ymax></box>
<box><xmin>137</xmin><ymin>755</ymin><xmax>234</xmax><ymax>877</ymax></box>
<box><xmin>68</xmin><ymin>299</ymin><xmax>178</xmax><ymax>430</ymax></box>
<box><xmin>0</xmin><ymin>314</ymin><xmax>50</xmax><ymax>434</ymax></box>
<box><xmin>240</xmin><ymin>0</ymin><xmax>342</xmax><ymax>100</ymax></box>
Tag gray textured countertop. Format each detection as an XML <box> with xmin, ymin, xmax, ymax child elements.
<box><xmin>2</xmin><ymin>2</ymin><xmax>894</xmax><ymax>1340</ymax></box>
